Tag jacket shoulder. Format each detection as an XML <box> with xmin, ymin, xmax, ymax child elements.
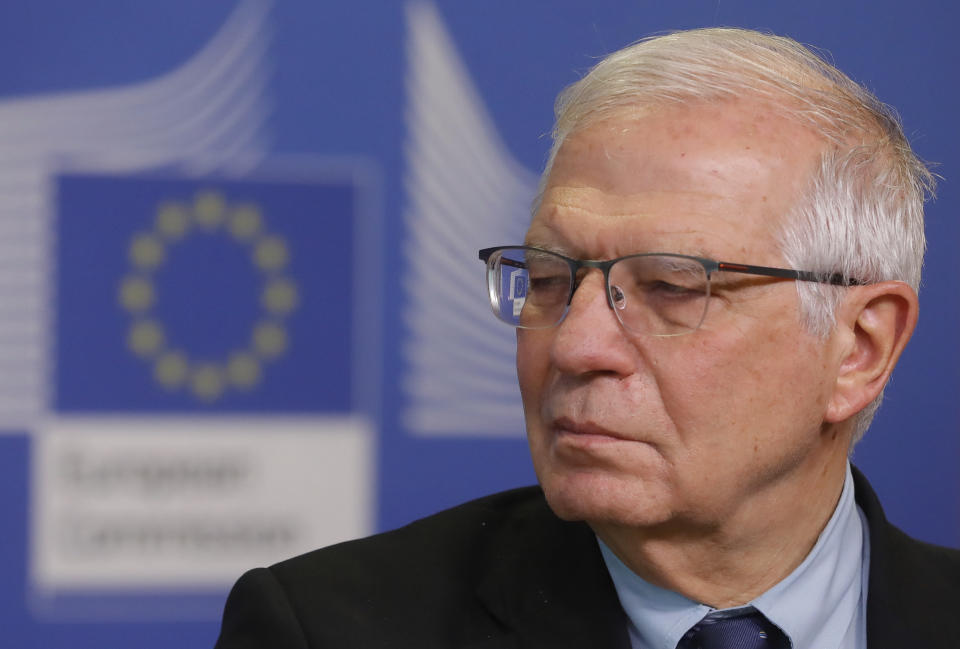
<box><xmin>853</xmin><ymin>466</ymin><xmax>960</xmax><ymax>648</ymax></box>
<box><xmin>876</xmin><ymin>521</ymin><xmax>960</xmax><ymax>595</ymax></box>
<box><xmin>272</xmin><ymin>485</ymin><xmax>553</xmax><ymax>584</ymax></box>
<box><xmin>262</xmin><ymin>486</ymin><xmax>564</xmax><ymax>647</ymax></box>
<box><xmin>853</xmin><ymin>465</ymin><xmax>960</xmax><ymax>592</ymax></box>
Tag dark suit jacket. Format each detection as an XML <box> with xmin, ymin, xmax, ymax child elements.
<box><xmin>215</xmin><ymin>467</ymin><xmax>960</xmax><ymax>648</ymax></box>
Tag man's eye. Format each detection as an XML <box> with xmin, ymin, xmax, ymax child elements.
<box><xmin>529</xmin><ymin>275</ymin><xmax>568</xmax><ymax>294</ymax></box>
<box><xmin>646</xmin><ymin>280</ymin><xmax>701</xmax><ymax>298</ymax></box>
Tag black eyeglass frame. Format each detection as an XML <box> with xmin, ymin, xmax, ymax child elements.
<box><xmin>478</xmin><ymin>245</ymin><xmax>862</xmax><ymax>331</ymax></box>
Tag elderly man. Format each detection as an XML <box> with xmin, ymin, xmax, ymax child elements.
<box><xmin>216</xmin><ymin>28</ymin><xmax>959</xmax><ymax>649</ymax></box>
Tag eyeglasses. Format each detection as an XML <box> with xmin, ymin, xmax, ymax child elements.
<box><xmin>478</xmin><ymin>245</ymin><xmax>860</xmax><ymax>337</ymax></box>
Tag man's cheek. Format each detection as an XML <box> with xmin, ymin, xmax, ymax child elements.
<box><xmin>516</xmin><ymin>336</ymin><xmax>547</xmax><ymax>393</ymax></box>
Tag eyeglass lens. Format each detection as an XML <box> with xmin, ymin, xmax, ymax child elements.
<box><xmin>487</xmin><ymin>248</ymin><xmax>711</xmax><ymax>336</ymax></box>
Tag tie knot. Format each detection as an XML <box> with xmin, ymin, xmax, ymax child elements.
<box><xmin>677</xmin><ymin>609</ymin><xmax>789</xmax><ymax>649</ymax></box>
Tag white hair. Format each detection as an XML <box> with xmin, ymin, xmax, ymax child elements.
<box><xmin>540</xmin><ymin>27</ymin><xmax>935</xmax><ymax>442</ymax></box>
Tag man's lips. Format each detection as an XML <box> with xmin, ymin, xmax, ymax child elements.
<box><xmin>552</xmin><ymin>417</ymin><xmax>633</xmax><ymax>443</ymax></box>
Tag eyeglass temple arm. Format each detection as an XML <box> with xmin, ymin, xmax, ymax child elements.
<box><xmin>716</xmin><ymin>262</ymin><xmax>861</xmax><ymax>286</ymax></box>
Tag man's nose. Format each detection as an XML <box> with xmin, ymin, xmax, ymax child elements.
<box><xmin>549</xmin><ymin>271</ymin><xmax>638</xmax><ymax>377</ymax></box>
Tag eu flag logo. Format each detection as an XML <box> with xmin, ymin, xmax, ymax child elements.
<box><xmin>56</xmin><ymin>174</ymin><xmax>358</xmax><ymax>413</ymax></box>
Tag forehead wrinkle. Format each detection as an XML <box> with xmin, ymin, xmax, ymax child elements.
<box><xmin>536</xmin><ymin>187</ymin><xmax>767</xmax><ymax>242</ymax></box>
<box><xmin>536</xmin><ymin>189</ymin><xmax>641</xmax><ymax>224</ymax></box>
<box><xmin>529</xmin><ymin>194</ymin><xmax>659</xmax><ymax>255</ymax></box>
<box><xmin>529</xmin><ymin>201</ymin><xmax>753</xmax><ymax>261</ymax></box>
<box><xmin>540</xmin><ymin>185</ymin><xmax>741</xmax><ymax>215</ymax></box>
<box><xmin>524</xmin><ymin>228</ymin><xmax>719</xmax><ymax>261</ymax></box>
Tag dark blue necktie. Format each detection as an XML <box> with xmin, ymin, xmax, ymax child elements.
<box><xmin>676</xmin><ymin>609</ymin><xmax>790</xmax><ymax>649</ymax></box>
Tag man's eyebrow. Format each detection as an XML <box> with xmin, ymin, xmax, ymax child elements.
<box><xmin>688</xmin><ymin>247</ymin><xmax>715</xmax><ymax>260</ymax></box>
<box><xmin>522</xmin><ymin>240</ymin><xmax>720</xmax><ymax>260</ymax></box>
<box><xmin>522</xmin><ymin>240</ymin><xmax>576</xmax><ymax>256</ymax></box>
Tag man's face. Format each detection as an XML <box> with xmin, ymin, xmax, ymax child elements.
<box><xmin>519</xmin><ymin>101</ymin><xmax>848</xmax><ymax>533</ymax></box>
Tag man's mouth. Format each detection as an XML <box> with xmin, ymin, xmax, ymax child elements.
<box><xmin>552</xmin><ymin>416</ymin><xmax>632</xmax><ymax>443</ymax></box>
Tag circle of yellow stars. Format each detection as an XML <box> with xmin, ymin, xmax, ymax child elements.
<box><xmin>118</xmin><ymin>190</ymin><xmax>299</xmax><ymax>402</ymax></box>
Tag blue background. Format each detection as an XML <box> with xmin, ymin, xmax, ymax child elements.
<box><xmin>0</xmin><ymin>1</ymin><xmax>957</xmax><ymax>647</ymax></box>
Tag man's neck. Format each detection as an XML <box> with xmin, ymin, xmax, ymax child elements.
<box><xmin>592</xmin><ymin>453</ymin><xmax>849</xmax><ymax>608</ymax></box>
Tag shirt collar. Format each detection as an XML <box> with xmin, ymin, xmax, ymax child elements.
<box><xmin>599</xmin><ymin>462</ymin><xmax>866</xmax><ymax>649</ymax></box>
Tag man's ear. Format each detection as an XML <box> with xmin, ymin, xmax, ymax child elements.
<box><xmin>825</xmin><ymin>281</ymin><xmax>919</xmax><ymax>424</ymax></box>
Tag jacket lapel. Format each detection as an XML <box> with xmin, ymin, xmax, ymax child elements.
<box><xmin>473</xmin><ymin>494</ymin><xmax>631</xmax><ymax>649</ymax></box>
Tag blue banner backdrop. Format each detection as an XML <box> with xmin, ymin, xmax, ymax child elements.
<box><xmin>0</xmin><ymin>2</ymin><xmax>956</xmax><ymax>647</ymax></box>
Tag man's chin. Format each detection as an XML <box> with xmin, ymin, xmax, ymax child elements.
<box><xmin>539</xmin><ymin>472</ymin><xmax>671</xmax><ymax>527</ymax></box>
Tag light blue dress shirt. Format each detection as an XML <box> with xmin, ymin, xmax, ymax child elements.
<box><xmin>599</xmin><ymin>462</ymin><xmax>871</xmax><ymax>649</ymax></box>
